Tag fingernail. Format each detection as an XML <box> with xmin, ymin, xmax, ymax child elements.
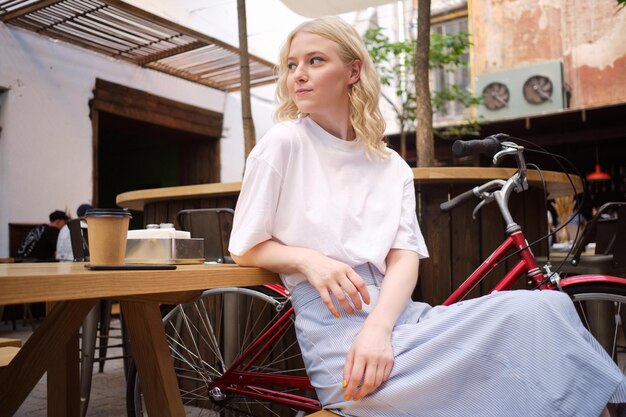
<box><xmin>364</xmin><ymin>299</ymin><xmax>370</xmax><ymax>305</ymax></box>
<box><xmin>353</xmin><ymin>396</ymin><xmax>360</xmax><ymax>401</ymax></box>
<box><xmin>344</xmin><ymin>395</ymin><xmax>350</xmax><ymax>401</ymax></box>
<box><xmin>342</xmin><ymin>380</ymin><xmax>347</xmax><ymax>388</ymax></box>
<box><xmin>335</xmin><ymin>313</ymin><xmax>340</xmax><ymax>318</ymax></box>
<box><xmin>349</xmin><ymin>310</ymin><xmax>354</xmax><ymax>315</ymax></box>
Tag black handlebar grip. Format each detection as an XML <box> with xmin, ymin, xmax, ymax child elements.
<box><xmin>452</xmin><ymin>135</ymin><xmax>502</xmax><ymax>157</ymax></box>
<box><xmin>440</xmin><ymin>188</ymin><xmax>478</xmax><ymax>212</ymax></box>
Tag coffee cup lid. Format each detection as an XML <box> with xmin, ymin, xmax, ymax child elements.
<box><xmin>85</xmin><ymin>208</ymin><xmax>132</xmax><ymax>218</ymax></box>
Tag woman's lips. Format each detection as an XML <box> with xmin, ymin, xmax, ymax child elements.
<box><xmin>296</xmin><ymin>88</ymin><xmax>311</xmax><ymax>96</ymax></box>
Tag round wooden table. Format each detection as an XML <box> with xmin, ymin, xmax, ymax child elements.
<box><xmin>117</xmin><ymin>167</ymin><xmax>582</xmax><ymax>305</ymax></box>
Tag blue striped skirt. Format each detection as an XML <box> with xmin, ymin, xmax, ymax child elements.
<box><xmin>291</xmin><ymin>264</ymin><xmax>626</xmax><ymax>417</ymax></box>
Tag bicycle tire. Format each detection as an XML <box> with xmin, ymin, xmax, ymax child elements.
<box><xmin>126</xmin><ymin>286</ymin><xmax>315</xmax><ymax>417</ymax></box>
<box><xmin>561</xmin><ymin>282</ymin><xmax>626</xmax><ymax>372</ymax></box>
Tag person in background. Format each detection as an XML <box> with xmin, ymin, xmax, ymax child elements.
<box><xmin>17</xmin><ymin>210</ymin><xmax>69</xmax><ymax>261</ymax></box>
<box><xmin>56</xmin><ymin>203</ymin><xmax>93</xmax><ymax>261</ymax></box>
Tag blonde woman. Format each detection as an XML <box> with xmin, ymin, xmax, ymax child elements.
<box><xmin>229</xmin><ymin>16</ymin><xmax>626</xmax><ymax>417</ymax></box>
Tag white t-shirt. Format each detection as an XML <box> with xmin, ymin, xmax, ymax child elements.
<box><xmin>55</xmin><ymin>224</ymin><xmax>73</xmax><ymax>261</ymax></box>
<box><xmin>56</xmin><ymin>220</ymin><xmax>89</xmax><ymax>261</ymax></box>
<box><xmin>229</xmin><ymin>117</ymin><xmax>429</xmax><ymax>290</ymax></box>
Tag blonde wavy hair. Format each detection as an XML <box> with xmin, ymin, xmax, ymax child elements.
<box><xmin>274</xmin><ymin>16</ymin><xmax>388</xmax><ymax>158</ymax></box>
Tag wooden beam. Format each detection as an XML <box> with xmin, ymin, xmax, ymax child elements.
<box><xmin>136</xmin><ymin>40</ymin><xmax>206</xmax><ymax>66</ymax></box>
<box><xmin>0</xmin><ymin>0</ymin><xmax>63</xmax><ymax>22</ymax></box>
<box><xmin>103</xmin><ymin>0</ymin><xmax>275</xmax><ymax>69</ymax></box>
<box><xmin>91</xmin><ymin>79</ymin><xmax>223</xmax><ymax>138</ymax></box>
<box><xmin>0</xmin><ymin>300</ymin><xmax>96</xmax><ymax>417</ymax></box>
<box><xmin>121</xmin><ymin>301</ymin><xmax>185</xmax><ymax>417</ymax></box>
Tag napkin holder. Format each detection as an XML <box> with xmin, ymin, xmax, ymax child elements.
<box><xmin>125</xmin><ymin>228</ymin><xmax>204</xmax><ymax>264</ymax></box>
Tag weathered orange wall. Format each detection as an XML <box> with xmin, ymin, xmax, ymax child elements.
<box><xmin>470</xmin><ymin>0</ymin><xmax>626</xmax><ymax>108</ymax></box>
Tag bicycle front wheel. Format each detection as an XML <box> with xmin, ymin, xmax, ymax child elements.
<box><xmin>562</xmin><ymin>282</ymin><xmax>626</xmax><ymax>373</ymax></box>
<box><xmin>127</xmin><ymin>287</ymin><xmax>316</xmax><ymax>417</ymax></box>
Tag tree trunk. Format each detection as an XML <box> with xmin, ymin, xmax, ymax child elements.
<box><xmin>399</xmin><ymin>121</ymin><xmax>407</xmax><ymax>160</ymax></box>
<box><xmin>237</xmin><ymin>0</ymin><xmax>256</xmax><ymax>159</ymax></box>
<box><xmin>415</xmin><ymin>0</ymin><xmax>434</xmax><ymax>167</ymax></box>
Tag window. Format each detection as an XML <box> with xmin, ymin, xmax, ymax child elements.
<box><xmin>431</xmin><ymin>17</ymin><xmax>471</xmax><ymax>123</ymax></box>
<box><xmin>0</xmin><ymin>87</ymin><xmax>7</xmax><ymax>138</ymax></box>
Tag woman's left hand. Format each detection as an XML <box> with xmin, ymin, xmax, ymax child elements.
<box><xmin>343</xmin><ymin>322</ymin><xmax>394</xmax><ymax>401</ymax></box>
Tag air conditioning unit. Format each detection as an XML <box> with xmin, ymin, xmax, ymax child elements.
<box><xmin>475</xmin><ymin>60</ymin><xmax>566</xmax><ymax>121</ymax></box>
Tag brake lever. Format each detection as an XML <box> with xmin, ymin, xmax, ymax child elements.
<box><xmin>472</xmin><ymin>196</ymin><xmax>492</xmax><ymax>219</ymax></box>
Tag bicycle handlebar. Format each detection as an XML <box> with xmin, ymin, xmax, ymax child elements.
<box><xmin>440</xmin><ymin>188</ymin><xmax>478</xmax><ymax>212</ymax></box>
<box><xmin>452</xmin><ymin>134</ymin><xmax>505</xmax><ymax>157</ymax></box>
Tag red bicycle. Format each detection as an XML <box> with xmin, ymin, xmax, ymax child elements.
<box><xmin>127</xmin><ymin>135</ymin><xmax>626</xmax><ymax>417</ymax></box>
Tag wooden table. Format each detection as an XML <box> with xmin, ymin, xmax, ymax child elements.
<box><xmin>0</xmin><ymin>262</ymin><xmax>280</xmax><ymax>417</ymax></box>
<box><xmin>117</xmin><ymin>167</ymin><xmax>582</xmax><ymax>305</ymax></box>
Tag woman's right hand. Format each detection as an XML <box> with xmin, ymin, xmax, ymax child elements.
<box><xmin>299</xmin><ymin>250</ymin><xmax>370</xmax><ymax>317</ymax></box>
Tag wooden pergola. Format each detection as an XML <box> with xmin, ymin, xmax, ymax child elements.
<box><xmin>0</xmin><ymin>0</ymin><xmax>277</xmax><ymax>92</ymax></box>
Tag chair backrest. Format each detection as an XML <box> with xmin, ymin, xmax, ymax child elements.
<box><xmin>571</xmin><ymin>202</ymin><xmax>626</xmax><ymax>271</ymax></box>
<box><xmin>176</xmin><ymin>208</ymin><xmax>235</xmax><ymax>263</ymax></box>
<box><xmin>67</xmin><ymin>218</ymin><xmax>89</xmax><ymax>262</ymax></box>
<box><xmin>595</xmin><ymin>218</ymin><xmax>618</xmax><ymax>255</ymax></box>
<box><xmin>612</xmin><ymin>205</ymin><xmax>626</xmax><ymax>270</ymax></box>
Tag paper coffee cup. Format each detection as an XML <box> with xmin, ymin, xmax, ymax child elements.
<box><xmin>85</xmin><ymin>209</ymin><xmax>132</xmax><ymax>265</ymax></box>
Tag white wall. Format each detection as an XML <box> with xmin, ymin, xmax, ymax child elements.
<box><xmin>0</xmin><ymin>0</ymin><xmax>406</xmax><ymax>257</ymax></box>
<box><xmin>221</xmin><ymin>86</ymin><xmax>279</xmax><ymax>181</ymax></box>
<box><xmin>0</xmin><ymin>22</ymin><xmax>273</xmax><ymax>257</ymax></box>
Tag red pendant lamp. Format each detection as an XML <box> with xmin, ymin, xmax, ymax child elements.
<box><xmin>586</xmin><ymin>144</ymin><xmax>611</xmax><ymax>182</ymax></box>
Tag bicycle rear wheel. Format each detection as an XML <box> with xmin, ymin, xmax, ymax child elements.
<box><xmin>562</xmin><ymin>282</ymin><xmax>626</xmax><ymax>373</ymax></box>
<box><xmin>126</xmin><ymin>287</ymin><xmax>316</xmax><ymax>417</ymax></box>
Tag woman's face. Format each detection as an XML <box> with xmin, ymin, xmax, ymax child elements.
<box><xmin>286</xmin><ymin>31</ymin><xmax>360</xmax><ymax>122</ymax></box>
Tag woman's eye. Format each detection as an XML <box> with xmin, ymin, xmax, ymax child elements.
<box><xmin>310</xmin><ymin>56</ymin><xmax>325</xmax><ymax>65</ymax></box>
<box><xmin>287</xmin><ymin>62</ymin><xmax>297</xmax><ymax>70</ymax></box>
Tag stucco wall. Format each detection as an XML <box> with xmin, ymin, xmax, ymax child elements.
<box><xmin>0</xmin><ymin>23</ymin><xmax>274</xmax><ymax>257</ymax></box>
<box><xmin>0</xmin><ymin>0</ymin><xmax>404</xmax><ymax>257</ymax></box>
<box><xmin>470</xmin><ymin>0</ymin><xmax>626</xmax><ymax>108</ymax></box>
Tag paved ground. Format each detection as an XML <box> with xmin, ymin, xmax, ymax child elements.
<box><xmin>1</xmin><ymin>317</ymin><xmax>127</xmax><ymax>417</ymax></box>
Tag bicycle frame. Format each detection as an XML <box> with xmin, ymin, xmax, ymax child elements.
<box><xmin>209</xmin><ymin>287</ymin><xmax>321</xmax><ymax>412</ymax></box>
<box><xmin>443</xmin><ymin>228</ymin><xmax>546</xmax><ymax>305</ymax></box>
<box><xmin>201</xmin><ymin>141</ymin><xmax>626</xmax><ymax>414</ymax></box>
<box><xmin>205</xmin><ymin>239</ymin><xmax>626</xmax><ymax>414</ymax></box>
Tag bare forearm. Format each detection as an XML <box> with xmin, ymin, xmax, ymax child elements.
<box><xmin>342</xmin><ymin>249</ymin><xmax>419</xmax><ymax>400</ymax></box>
<box><xmin>230</xmin><ymin>240</ymin><xmax>309</xmax><ymax>274</ymax></box>
<box><xmin>232</xmin><ymin>240</ymin><xmax>370</xmax><ymax>316</ymax></box>
<box><xmin>365</xmin><ymin>249</ymin><xmax>419</xmax><ymax>332</ymax></box>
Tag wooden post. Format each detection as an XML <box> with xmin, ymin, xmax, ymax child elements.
<box><xmin>237</xmin><ymin>0</ymin><xmax>256</xmax><ymax>160</ymax></box>
<box><xmin>415</xmin><ymin>0</ymin><xmax>434</xmax><ymax>167</ymax></box>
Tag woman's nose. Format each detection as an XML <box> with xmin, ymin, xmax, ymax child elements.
<box><xmin>294</xmin><ymin>65</ymin><xmax>308</xmax><ymax>82</ymax></box>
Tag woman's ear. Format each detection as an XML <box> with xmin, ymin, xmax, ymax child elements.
<box><xmin>349</xmin><ymin>59</ymin><xmax>362</xmax><ymax>85</ymax></box>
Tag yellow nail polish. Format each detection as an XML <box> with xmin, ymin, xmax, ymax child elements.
<box><xmin>364</xmin><ymin>299</ymin><xmax>370</xmax><ymax>305</ymax></box>
<box><xmin>344</xmin><ymin>395</ymin><xmax>350</xmax><ymax>401</ymax></box>
<box><xmin>335</xmin><ymin>313</ymin><xmax>340</xmax><ymax>318</ymax></box>
<box><xmin>342</xmin><ymin>380</ymin><xmax>347</xmax><ymax>388</ymax></box>
<box><xmin>353</xmin><ymin>396</ymin><xmax>360</xmax><ymax>401</ymax></box>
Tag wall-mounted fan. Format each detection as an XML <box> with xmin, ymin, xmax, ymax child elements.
<box><xmin>482</xmin><ymin>82</ymin><xmax>510</xmax><ymax>110</ymax></box>
<box><xmin>523</xmin><ymin>75</ymin><xmax>553</xmax><ymax>104</ymax></box>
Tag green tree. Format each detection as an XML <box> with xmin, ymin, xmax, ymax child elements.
<box><xmin>363</xmin><ymin>24</ymin><xmax>479</xmax><ymax>163</ymax></box>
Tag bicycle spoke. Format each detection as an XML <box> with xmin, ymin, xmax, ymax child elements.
<box><xmin>129</xmin><ymin>287</ymin><xmax>316</xmax><ymax>417</ymax></box>
<box><xmin>167</xmin><ymin>323</ymin><xmax>221</xmax><ymax>378</ymax></box>
<box><xmin>565</xmin><ymin>285</ymin><xmax>626</xmax><ymax>376</ymax></box>
<box><xmin>611</xmin><ymin>303</ymin><xmax>622</xmax><ymax>360</ymax></box>
<box><xmin>197</xmin><ymin>297</ymin><xmax>227</xmax><ymax>373</ymax></box>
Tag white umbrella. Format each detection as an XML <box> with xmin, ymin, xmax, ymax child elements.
<box><xmin>279</xmin><ymin>0</ymin><xmax>397</xmax><ymax>17</ymax></box>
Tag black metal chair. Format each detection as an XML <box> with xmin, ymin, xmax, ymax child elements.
<box><xmin>67</xmin><ymin>219</ymin><xmax>130</xmax><ymax>416</ymax></box>
<box><xmin>176</xmin><ymin>208</ymin><xmax>235</xmax><ymax>263</ymax></box>
<box><xmin>552</xmin><ymin>202</ymin><xmax>626</xmax><ymax>276</ymax></box>
<box><xmin>67</xmin><ymin>218</ymin><xmax>89</xmax><ymax>262</ymax></box>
